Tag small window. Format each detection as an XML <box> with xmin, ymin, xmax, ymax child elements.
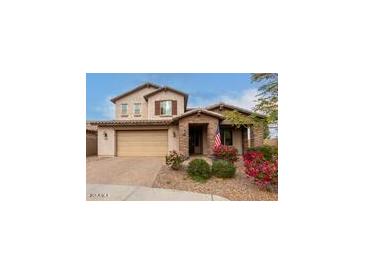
<box><xmin>160</xmin><ymin>101</ymin><xmax>172</xmax><ymax>115</ymax></box>
<box><xmin>221</xmin><ymin>128</ymin><xmax>233</xmax><ymax>146</ymax></box>
<box><xmin>134</xmin><ymin>103</ymin><xmax>141</xmax><ymax>115</ymax></box>
<box><xmin>121</xmin><ymin>104</ymin><xmax>128</xmax><ymax>115</ymax></box>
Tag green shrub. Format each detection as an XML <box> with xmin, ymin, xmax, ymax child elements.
<box><xmin>165</xmin><ymin>150</ymin><xmax>186</xmax><ymax>170</ymax></box>
<box><xmin>187</xmin><ymin>159</ymin><xmax>211</xmax><ymax>182</ymax></box>
<box><xmin>212</xmin><ymin>160</ymin><xmax>236</xmax><ymax>178</ymax></box>
<box><xmin>247</xmin><ymin>145</ymin><xmax>278</xmax><ymax>161</ymax></box>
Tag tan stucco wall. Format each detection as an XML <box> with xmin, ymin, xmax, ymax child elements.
<box><xmin>168</xmin><ymin>125</ymin><xmax>179</xmax><ymax>152</ymax></box>
<box><xmin>147</xmin><ymin>90</ymin><xmax>185</xmax><ymax>119</ymax></box>
<box><xmin>97</xmin><ymin>127</ymin><xmax>115</xmax><ymax>156</ymax></box>
<box><xmin>114</xmin><ymin>86</ymin><xmax>157</xmax><ymax>120</ymax></box>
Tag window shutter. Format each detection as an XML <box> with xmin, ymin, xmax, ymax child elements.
<box><xmin>172</xmin><ymin>100</ymin><xmax>177</xmax><ymax>115</ymax></box>
<box><xmin>155</xmin><ymin>101</ymin><xmax>160</xmax><ymax>115</ymax></box>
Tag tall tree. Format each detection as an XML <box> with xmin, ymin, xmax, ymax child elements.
<box><xmin>251</xmin><ymin>73</ymin><xmax>278</xmax><ymax>125</ymax></box>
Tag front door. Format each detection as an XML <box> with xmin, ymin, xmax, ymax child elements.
<box><xmin>189</xmin><ymin>126</ymin><xmax>203</xmax><ymax>154</ymax></box>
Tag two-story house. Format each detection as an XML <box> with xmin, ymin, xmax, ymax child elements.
<box><xmin>90</xmin><ymin>82</ymin><xmax>265</xmax><ymax>157</ymax></box>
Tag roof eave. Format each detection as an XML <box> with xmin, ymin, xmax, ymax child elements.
<box><xmin>110</xmin><ymin>82</ymin><xmax>160</xmax><ymax>103</ymax></box>
<box><xmin>172</xmin><ymin>109</ymin><xmax>224</xmax><ymax>122</ymax></box>
<box><xmin>89</xmin><ymin>120</ymin><xmax>172</xmax><ymax>126</ymax></box>
<box><xmin>205</xmin><ymin>103</ymin><xmax>266</xmax><ymax>118</ymax></box>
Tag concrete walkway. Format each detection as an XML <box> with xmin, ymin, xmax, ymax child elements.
<box><xmin>87</xmin><ymin>184</ymin><xmax>228</xmax><ymax>201</ymax></box>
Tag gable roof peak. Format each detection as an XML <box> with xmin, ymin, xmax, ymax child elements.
<box><xmin>144</xmin><ymin>85</ymin><xmax>189</xmax><ymax>98</ymax></box>
<box><xmin>143</xmin><ymin>85</ymin><xmax>190</xmax><ymax>108</ymax></box>
<box><xmin>142</xmin><ymin>81</ymin><xmax>161</xmax><ymax>88</ymax></box>
<box><xmin>205</xmin><ymin>102</ymin><xmax>266</xmax><ymax>118</ymax></box>
<box><xmin>110</xmin><ymin>82</ymin><xmax>160</xmax><ymax>103</ymax></box>
<box><xmin>172</xmin><ymin>108</ymin><xmax>224</xmax><ymax>122</ymax></box>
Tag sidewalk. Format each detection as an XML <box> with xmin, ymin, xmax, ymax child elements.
<box><xmin>87</xmin><ymin>184</ymin><xmax>228</xmax><ymax>201</ymax></box>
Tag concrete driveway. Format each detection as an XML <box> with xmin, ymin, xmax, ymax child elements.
<box><xmin>86</xmin><ymin>157</ymin><xmax>164</xmax><ymax>186</ymax></box>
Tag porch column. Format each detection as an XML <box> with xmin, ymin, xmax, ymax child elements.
<box><xmin>207</xmin><ymin>120</ymin><xmax>218</xmax><ymax>155</ymax></box>
<box><xmin>178</xmin><ymin>121</ymin><xmax>189</xmax><ymax>157</ymax></box>
<box><xmin>252</xmin><ymin>124</ymin><xmax>264</xmax><ymax>147</ymax></box>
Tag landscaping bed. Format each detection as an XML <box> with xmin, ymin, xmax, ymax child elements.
<box><xmin>153</xmin><ymin>159</ymin><xmax>278</xmax><ymax>201</ymax></box>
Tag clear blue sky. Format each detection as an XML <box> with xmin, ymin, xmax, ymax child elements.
<box><xmin>86</xmin><ymin>73</ymin><xmax>260</xmax><ymax>120</ymax></box>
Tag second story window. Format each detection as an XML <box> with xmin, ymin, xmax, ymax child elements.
<box><xmin>160</xmin><ymin>100</ymin><xmax>172</xmax><ymax>115</ymax></box>
<box><xmin>134</xmin><ymin>103</ymin><xmax>141</xmax><ymax>115</ymax></box>
<box><xmin>121</xmin><ymin>104</ymin><xmax>128</xmax><ymax>115</ymax></box>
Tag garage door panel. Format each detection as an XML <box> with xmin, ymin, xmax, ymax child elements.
<box><xmin>117</xmin><ymin>130</ymin><xmax>168</xmax><ymax>156</ymax></box>
<box><xmin>118</xmin><ymin>139</ymin><xmax>167</xmax><ymax>144</ymax></box>
<box><xmin>119</xmin><ymin>139</ymin><xmax>167</xmax><ymax>143</ymax></box>
<box><xmin>118</xmin><ymin>136</ymin><xmax>166</xmax><ymax>142</ymax></box>
<box><xmin>120</xmin><ymin>144</ymin><xmax>166</xmax><ymax>148</ymax></box>
<box><xmin>119</xmin><ymin>131</ymin><xmax>166</xmax><ymax>136</ymax></box>
<box><xmin>118</xmin><ymin>147</ymin><xmax>166</xmax><ymax>150</ymax></box>
<box><xmin>118</xmin><ymin>149</ymin><xmax>166</xmax><ymax>155</ymax></box>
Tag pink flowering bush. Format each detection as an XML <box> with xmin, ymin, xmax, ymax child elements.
<box><xmin>213</xmin><ymin>145</ymin><xmax>238</xmax><ymax>162</ymax></box>
<box><xmin>243</xmin><ymin>151</ymin><xmax>278</xmax><ymax>189</ymax></box>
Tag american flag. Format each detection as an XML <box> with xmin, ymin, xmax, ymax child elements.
<box><xmin>214</xmin><ymin>126</ymin><xmax>222</xmax><ymax>148</ymax></box>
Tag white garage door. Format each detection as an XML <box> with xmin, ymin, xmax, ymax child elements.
<box><xmin>116</xmin><ymin>130</ymin><xmax>168</xmax><ymax>156</ymax></box>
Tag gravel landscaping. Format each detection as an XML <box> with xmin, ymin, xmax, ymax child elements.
<box><xmin>153</xmin><ymin>159</ymin><xmax>278</xmax><ymax>201</ymax></box>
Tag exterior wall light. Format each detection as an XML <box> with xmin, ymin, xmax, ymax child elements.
<box><xmin>104</xmin><ymin>131</ymin><xmax>108</xmax><ymax>140</ymax></box>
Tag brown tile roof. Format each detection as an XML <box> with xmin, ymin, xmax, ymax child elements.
<box><xmin>86</xmin><ymin>122</ymin><xmax>98</xmax><ymax>131</ymax></box>
<box><xmin>205</xmin><ymin>102</ymin><xmax>266</xmax><ymax>118</ymax></box>
<box><xmin>172</xmin><ymin>108</ymin><xmax>224</xmax><ymax>122</ymax></box>
<box><xmin>110</xmin><ymin>82</ymin><xmax>160</xmax><ymax>103</ymax></box>
<box><xmin>89</xmin><ymin>119</ymin><xmax>171</xmax><ymax>126</ymax></box>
